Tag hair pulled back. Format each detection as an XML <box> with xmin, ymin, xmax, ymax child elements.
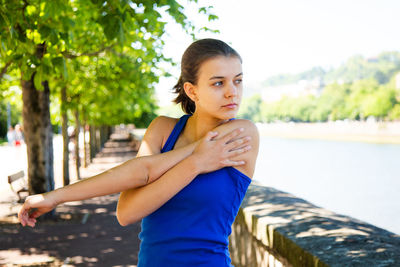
<box><xmin>173</xmin><ymin>39</ymin><xmax>242</xmax><ymax>114</ymax></box>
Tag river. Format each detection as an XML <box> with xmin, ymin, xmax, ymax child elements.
<box><xmin>253</xmin><ymin>136</ymin><xmax>400</xmax><ymax>235</ymax></box>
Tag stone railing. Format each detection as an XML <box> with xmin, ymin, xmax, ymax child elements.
<box><xmin>229</xmin><ymin>183</ymin><xmax>400</xmax><ymax>267</ymax></box>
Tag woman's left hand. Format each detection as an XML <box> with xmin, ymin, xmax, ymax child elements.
<box><xmin>192</xmin><ymin>128</ymin><xmax>251</xmax><ymax>173</ymax></box>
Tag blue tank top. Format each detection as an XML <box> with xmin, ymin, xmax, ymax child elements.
<box><xmin>138</xmin><ymin>115</ymin><xmax>251</xmax><ymax>266</ymax></box>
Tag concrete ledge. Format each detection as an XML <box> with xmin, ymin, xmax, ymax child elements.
<box><xmin>229</xmin><ymin>184</ymin><xmax>400</xmax><ymax>267</ymax></box>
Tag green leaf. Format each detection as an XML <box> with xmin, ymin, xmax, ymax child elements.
<box><xmin>34</xmin><ymin>67</ymin><xmax>44</xmax><ymax>90</ymax></box>
<box><xmin>90</xmin><ymin>0</ymin><xmax>105</xmax><ymax>7</ymax></box>
<box><xmin>0</xmin><ymin>11</ymin><xmax>5</xmax><ymax>28</ymax></box>
<box><xmin>117</xmin><ymin>20</ymin><xmax>125</xmax><ymax>46</ymax></box>
<box><xmin>39</xmin><ymin>25</ymin><xmax>52</xmax><ymax>38</ymax></box>
<box><xmin>60</xmin><ymin>17</ymin><xmax>75</xmax><ymax>30</ymax></box>
<box><xmin>52</xmin><ymin>57</ymin><xmax>68</xmax><ymax>78</ymax></box>
<box><xmin>10</xmin><ymin>26</ymin><xmax>16</xmax><ymax>38</ymax></box>
<box><xmin>12</xmin><ymin>54</ymin><xmax>23</xmax><ymax>61</ymax></box>
<box><xmin>0</xmin><ymin>6</ymin><xmax>10</xmax><ymax>25</ymax></box>
<box><xmin>102</xmin><ymin>15</ymin><xmax>120</xmax><ymax>40</ymax></box>
<box><xmin>59</xmin><ymin>32</ymin><xmax>69</xmax><ymax>44</ymax></box>
<box><xmin>208</xmin><ymin>14</ymin><xmax>218</xmax><ymax>21</ymax></box>
<box><xmin>42</xmin><ymin>56</ymin><xmax>52</xmax><ymax>76</ymax></box>
<box><xmin>51</xmin><ymin>57</ymin><xmax>64</xmax><ymax>72</ymax></box>
<box><xmin>49</xmin><ymin>30</ymin><xmax>59</xmax><ymax>44</ymax></box>
<box><xmin>42</xmin><ymin>2</ymin><xmax>54</xmax><ymax>20</ymax></box>
<box><xmin>21</xmin><ymin>64</ymin><xmax>35</xmax><ymax>81</ymax></box>
<box><xmin>199</xmin><ymin>7</ymin><xmax>207</xmax><ymax>14</ymax></box>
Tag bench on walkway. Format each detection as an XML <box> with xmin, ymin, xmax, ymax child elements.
<box><xmin>8</xmin><ymin>170</ymin><xmax>29</xmax><ymax>202</ymax></box>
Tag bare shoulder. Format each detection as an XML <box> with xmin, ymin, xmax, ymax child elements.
<box><xmin>226</xmin><ymin>119</ymin><xmax>258</xmax><ymax>137</ymax></box>
<box><xmin>214</xmin><ymin>119</ymin><xmax>259</xmax><ymax>178</ymax></box>
<box><xmin>215</xmin><ymin>119</ymin><xmax>259</xmax><ymax>144</ymax></box>
<box><xmin>226</xmin><ymin>119</ymin><xmax>259</xmax><ymax>154</ymax></box>
<box><xmin>148</xmin><ymin>116</ymin><xmax>178</xmax><ymax>132</ymax></box>
<box><xmin>137</xmin><ymin>116</ymin><xmax>179</xmax><ymax>156</ymax></box>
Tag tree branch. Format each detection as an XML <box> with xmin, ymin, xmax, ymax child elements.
<box><xmin>22</xmin><ymin>0</ymin><xmax>29</xmax><ymax>23</ymax></box>
<box><xmin>62</xmin><ymin>45</ymin><xmax>114</xmax><ymax>59</ymax></box>
<box><xmin>0</xmin><ymin>61</ymin><xmax>12</xmax><ymax>80</ymax></box>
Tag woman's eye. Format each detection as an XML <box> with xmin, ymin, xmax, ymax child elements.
<box><xmin>213</xmin><ymin>81</ymin><xmax>223</xmax><ymax>86</ymax></box>
<box><xmin>234</xmin><ymin>79</ymin><xmax>243</xmax><ymax>84</ymax></box>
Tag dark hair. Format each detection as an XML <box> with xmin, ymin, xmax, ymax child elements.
<box><xmin>173</xmin><ymin>39</ymin><xmax>242</xmax><ymax>114</ymax></box>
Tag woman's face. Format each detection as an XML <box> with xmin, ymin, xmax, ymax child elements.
<box><xmin>193</xmin><ymin>56</ymin><xmax>243</xmax><ymax>120</ymax></box>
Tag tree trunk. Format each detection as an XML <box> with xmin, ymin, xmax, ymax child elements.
<box><xmin>22</xmin><ymin>74</ymin><xmax>54</xmax><ymax>194</ymax></box>
<box><xmin>61</xmin><ymin>86</ymin><xmax>69</xmax><ymax>186</ymax></box>
<box><xmin>74</xmin><ymin>109</ymin><xmax>81</xmax><ymax>180</ymax></box>
<box><xmin>83</xmin><ymin>123</ymin><xmax>89</xmax><ymax>168</ymax></box>
<box><xmin>89</xmin><ymin>125</ymin><xmax>95</xmax><ymax>162</ymax></box>
<box><xmin>96</xmin><ymin>126</ymin><xmax>101</xmax><ymax>154</ymax></box>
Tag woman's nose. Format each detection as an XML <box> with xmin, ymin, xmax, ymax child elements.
<box><xmin>225</xmin><ymin>82</ymin><xmax>237</xmax><ymax>97</ymax></box>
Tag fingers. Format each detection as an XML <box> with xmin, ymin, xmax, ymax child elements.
<box><xmin>205</xmin><ymin>131</ymin><xmax>218</xmax><ymax>141</ymax></box>
<box><xmin>228</xmin><ymin>145</ymin><xmax>252</xmax><ymax>157</ymax></box>
<box><xmin>225</xmin><ymin>136</ymin><xmax>251</xmax><ymax>152</ymax></box>
<box><xmin>20</xmin><ymin>210</ymin><xmax>39</xmax><ymax>227</ymax></box>
<box><xmin>18</xmin><ymin>199</ymin><xmax>39</xmax><ymax>227</ymax></box>
<box><xmin>221</xmin><ymin>127</ymin><xmax>244</xmax><ymax>144</ymax></box>
<box><xmin>220</xmin><ymin>159</ymin><xmax>246</xmax><ymax>167</ymax></box>
<box><xmin>18</xmin><ymin>203</ymin><xmax>30</xmax><ymax>227</ymax></box>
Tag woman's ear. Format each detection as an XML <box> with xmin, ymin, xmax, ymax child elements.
<box><xmin>183</xmin><ymin>82</ymin><xmax>198</xmax><ymax>102</ymax></box>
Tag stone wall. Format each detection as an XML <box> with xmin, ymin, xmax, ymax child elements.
<box><xmin>229</xmin><ymin>183</ymin><xmax>400</xmax><ymax>267</ymax></box>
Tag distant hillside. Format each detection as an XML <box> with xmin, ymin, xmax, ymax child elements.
<box><xmin>264</xmin><ymin>51</ymin><xmax>400</xmax><ymax>86</ymax></box>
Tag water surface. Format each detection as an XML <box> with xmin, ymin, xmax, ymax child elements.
<box><xmin>253</xmin><ymin>137</ymin><xmax>400</xmax><ymax>234</ymax></box>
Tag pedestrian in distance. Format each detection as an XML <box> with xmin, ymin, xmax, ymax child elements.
<box><xmin>7</xmin><ymin>126</ymin><xmax>16</xmax><ymax>146</ymax></box>
<box><xmin>14</xmin><ymin>124</ymin><xmax>24</xmax><ymax>146</ymax></box>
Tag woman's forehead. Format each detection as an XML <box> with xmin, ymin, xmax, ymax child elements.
<box><xmin>198</xmin><ymin>56</ymin><xmax>242</xmax><ymax>78</ymax></box>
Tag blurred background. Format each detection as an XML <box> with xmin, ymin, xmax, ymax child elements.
<box><xmin>1</xmin><ymin>0</ymin><xmax>399</xmax><ymax>237</ymax></box>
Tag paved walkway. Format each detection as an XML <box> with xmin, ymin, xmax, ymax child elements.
<box><xmin>0</xmin><ymin>132</ymin><xmax>141</xmax><ymax>266</ymax></box>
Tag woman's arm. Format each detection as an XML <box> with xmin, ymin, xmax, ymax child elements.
<box><xmin>116</xmin><ymin>128</ymin><xmax>252</xmax><ymax>225</ymax></box>
<box><xmin>18</xmin><ymin>127</ymin><xmax>248</xmax><ymax>227</ymax></box>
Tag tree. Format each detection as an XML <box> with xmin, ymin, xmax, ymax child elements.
<box><xmin>362</xmin><ymin>86</ymin><xmax>397</xmax><ymax>119</ymax></box>
<box><xmin>311</xmin><ymin>83</ymin><xmax>350</xmax><ymax>122</ymax></box>
<box><xmin>0</xmin><ymin>71</ymin><xmax>22</xmax><ymax>138</ymax></box>
<box><xmin>238</xmin><ymin>94</ymin><xmax>263</xmax><ymax>122</ymax></box>
<box><xmin>346</xmin><ymin>79</ymin><xmax>379</xmax><ymax>120</ymax></box>
<box><xmin>0</xmin><ymin>1</ymin><xmax>216</xmax><ymax>194</ymax></box>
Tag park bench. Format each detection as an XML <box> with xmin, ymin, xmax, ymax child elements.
<box><xmin>8</xmin><ymin>170</ymin><xmax>29</xmax><ymax>202</ymax></box>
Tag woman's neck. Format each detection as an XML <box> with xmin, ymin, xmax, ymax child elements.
<box><xmin>184</xmin><ymin>112</ymin><xmax>228</xmax><ymax>142</ymax></box>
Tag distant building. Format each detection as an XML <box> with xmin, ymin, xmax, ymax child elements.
<box><xmin>366</xmin><ymin>57</ymin><xmax>379</xmax><ymax>63</ymax></box>
<box><xmin>261</xmin><ymin>78</ymin><xmax>324</xmax><ymax>103</ymax></box>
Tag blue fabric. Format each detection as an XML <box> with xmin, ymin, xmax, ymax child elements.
<box><xmin>138</xmin><ymin>115</ymin><xmax>251</xmax><ymax>267</ymax></box>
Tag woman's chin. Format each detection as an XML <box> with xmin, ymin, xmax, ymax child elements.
<box><xmin>218</xmin><ymin>111</ymin><xmax>238</xmax><ymax>120</ymax></box>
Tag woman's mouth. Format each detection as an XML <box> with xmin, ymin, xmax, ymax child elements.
<box><xmin>222</xmin><ymin>103</ymin><xmax>237</xmax><ymax>109</ymax></box>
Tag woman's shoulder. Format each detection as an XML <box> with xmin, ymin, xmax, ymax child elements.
<box><xmin>149</xmin><ymin>115</ymin><xmax>180</xmax><ymax>130</ymax></box>
<box><xmin>139</xmin><ymin>116</ymin><xmax>181</xmax><ymax>154</ymax></box>
<box><xmin>218</xmin><ymin>119</ymin><xmax>259</xmax><ymax>141</ymax></box>
<box><xmin>215</xmin><ymin>119</ymin><xmax>259</xmax><ymax>178</ymax></box>
<box><xmin>229</xmin><ymin>118</ymin><xmax>258</xmax><ymax>131</ymax></box>
<box><xmin>144</xmin><ymin>116</ymin><xmax>181</xmax><ymax>140</ymax></box>
<box><xmin>227</xmin><ymin>118</ymin><xmax>259</xmax><ymax>149</ymax></box>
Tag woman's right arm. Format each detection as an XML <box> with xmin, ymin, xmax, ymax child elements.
<box><xmin>18</xmin><ymin>116</ymin><xmax>248</xmax><ymax>227</ymax></box>
<box><xmin>116</xmin><ymin>126</ymin><xmax>250</xmax><ymax>226</ymax></box>
<box><xmin>116</xmin><ymin>116</ymin><xmax>252</xmax><ymax>226</ymax></box>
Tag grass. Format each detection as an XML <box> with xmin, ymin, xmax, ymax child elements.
<box><xmin>0</xmin><ymin>137</ymin><xmax>8</xmax><ymax>146</ymax></box>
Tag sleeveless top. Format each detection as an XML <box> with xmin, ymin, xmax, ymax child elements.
<box><xmin>137</xmin><ymin>115</ymin><xmax>251</xmax><ymax>267</ymax></box>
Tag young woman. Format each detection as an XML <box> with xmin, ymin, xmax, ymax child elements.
<box><xmin>117</xmin><ymin>39</ymin><xmax>259</xmax><ymax>266</ymax></box>
<box><xmin>18</xmin><ymin>127</ymin><xmax>250</xmax><ymax>227</ymax></box>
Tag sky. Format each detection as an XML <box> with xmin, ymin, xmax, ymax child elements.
<box><xmin>156</xmin><ymin>0</ymin><xmax>400</xmax><ymax>106</ymax></box>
